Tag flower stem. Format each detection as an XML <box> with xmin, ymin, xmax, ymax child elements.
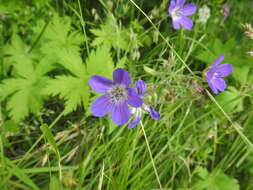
<box><xmin>140</xmin><ymin>120</ymin><xmax>163</xmax><ymax>190</ymax></box>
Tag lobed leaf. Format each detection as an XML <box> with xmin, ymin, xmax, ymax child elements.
<box><xmin>44</xmin><ymin>75</ymin><xmax>90</xmax><ymax>114</ymax></box>
<box><xmin>86</xmin><ymin>45</ymin><xmax>114</xmax><ymax>78</ymax></box>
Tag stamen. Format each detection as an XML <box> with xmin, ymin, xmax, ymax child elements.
<box><xmin>108</xmin><ymin>85</ymin><xmax>128</xmax><ymax>104</ymax></box>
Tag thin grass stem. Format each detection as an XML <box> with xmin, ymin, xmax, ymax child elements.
<box><xmin>140</xmin><ymin>121</ymin><xmax>163</xmax><ymax>190</ymax></box>
<box><xmin>129</xmin><ymin>0</ymin><xmax>253</xmax><ymax>151</ymax></box>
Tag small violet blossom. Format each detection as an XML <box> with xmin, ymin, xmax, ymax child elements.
<box><xmin>205</xmin><ymin>54</ymin><xmax>232</xmax><ymax>94</ymax></box>
<box><xmin>128</xmin><ymin>80</ymin><xmax>160</xmax><ymax>129</ymax></box>
<box><xmin>89</xmin><ymin>68</ymin><xmax>143</xmax><ymax>125</ymax></box>
<box><xmin>168</xmin><ymin>0</ymin><xmax>197</xmax><ymax>30</ymax></box>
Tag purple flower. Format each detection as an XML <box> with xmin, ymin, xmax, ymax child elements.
<box><xmin>89</xmin><ymin>68</ymin><xmax>143</xmax><ymax>125</ymax></box>
<box><xmin>128</xmin><ymin>80</ymin><xmax>160</xmax><ymax>129</ymax></box>
<box><xmin>168</xmin><ymin>0</ymin><xmax>196</xmax><ymax>30</ymax></box>
<box><xmin>205</xmin><ymin>54</ymin><xmax>232</xmax><ymax>94</ymax></box>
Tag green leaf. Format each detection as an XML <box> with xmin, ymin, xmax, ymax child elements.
<box><xmin>36</xmin><ymin>14</ymin><xmax>85</xmax><ymax>52</ymax></box>
<box><xmin>116</xmin><ymin>56</ymin><xmax>127</xmax><ymax>68</ymax></box>
<box><xmin>144</xmin><ymin>66</ymin><xmax>160</xmax><ymax>76</ymax></box>
<box><xmin>216</xmin><ymin>87</ymin><xmax>243</xmax><ymax>113</ymax></box>
<box><xmin>43</xmin><ymin>14</ymin><xmax>71</xmax><ymax>43</ymax></box>
<box><xmin>233</xmin><ymin>65</ymin><xmax>250</xmax><ymax>86</ymax></box>
<box><xmin>90</xmin><ymin>14</ymin><xmax>131</xmax><ymax>51</ymax></box>
<box><xmin>0</xmin><ymin>50</ymin><xmax>53</xmax><ymax>122</ymax></box>
<box><xmin>86</xmin><ymin>45</ymin><xmax>114</xmax><ymax>78</ymax></box>
<box><xmin>57</xmin><ymin>49</ymin><xmax>86</xmax><ymax>78</ymax></box>
<box><xmin>49</xmin><ymin>175</ymin><xmax>65</xmax><ymax>190</ymax></box>
<box><xmin>44</xmin><ymin>75</ymin><xmax>90</xmax><ymax>114</ymax></box>
<box><xmin>5</xmin><ymin>34</ymin><xmax>26</xmax><ymax>54</ymax></box>
<box><xmin>196</xmin><ymin>38</ymin><xmax>236</xmax><ymax>65</ymax></box>
<box><xmin>6</xmin><ymin>88</ymin><xmax>30</xmax><ymax>122</ymax></box>
<box><xmin>35</xmin><ymin>56</ymin><xmax>57</xmax><ymax>76</ymax></box>
<box><xmin>1</xmin><ymin>120</ymin><xmax>19</xmax><ymax>135</ymax></box>
<box><xmin>195</xmin><ymin>167</ymin><xmax>209</xmax><ymax>179</ymax></box>
<box><xmin>193</xmin><ymin>168</ymin><xmax>240</xmax><ymax>190</ymax></box>
<box><xmin>40</xmin><ymin>17</ymin><xmax>90</xmax><ymax>114</ymax></box>
<box><xmin>0</xmin><ymin>78</ymin><xmax>27</xmax><ymax>100</ymax></box>
<box><xmin>4</xmin><ymin>34</ymin><xmax>37</xmax><ymax>72</ymax></box>
<box><xmin>2</xmin><ymin>78</ymin><xmax>47</xmax><ymax>122</ymax></box>
<box><xmin>40</xmin><ymin>124</ymin><xmax>59</xmax><ymax>155</ymax></box>
<box><xmin>5</xmin><ymin>158</ymin><xmax>40</xmax><ymax>190</ymax></box>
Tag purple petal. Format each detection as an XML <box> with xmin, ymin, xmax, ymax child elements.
<box><xmin>168</xmin><ymin>0</ymin><xmax>176</xmax><ymax>14</ymax></box>
<box><xmin>212</xmin><ymin>78</ymin><xmax>227</xmax><ymax>92</ymax></box>
<box><xmin>148</xmin><ymin>107</ymin><xmax>160</xmax><ymax>120</ymax></box>
<box><xmin>127</xmin><ymin>88</ymin><xmax>143</xmax><ymax>108</ymax></box>
<box><xmin>113</xmin><ymin>68</ymin><xmax>131</xmax><ymax>87</ymax></box>
<box><xmin>179</xmin><ymin>16</ymin><xmax>193</xmax><ymax>30</ymax></box>
<box><xmin>89</xmin><ymin>75</ymin><xmax>113</xmax><ymax>93</ymax></box>
<box><xmin>128</xmin><ymin>109</ymin><xmax>142</xmax><ymax>129</ymax></box>
<box><xmin>182</xmin><ymin>3</ymin><xmax>196</xmax><ymax>16</ymax></box>
<box><xmin>211</xmin><ymin>54</ymin><xmax>225</xmax><ymax>68</ymax></box>
<box><xmin>110</xmin><ymin>102</ymin><xmax>130</xmax><ymax>125</ymax></box>
<box><xmin>91</xmin><ymin>95</ymin><xmax>112</xmax><ymax>117</ymax></box>
<box><xmin>134</xmin><ymin>80</ymin><xmax>147</xmax><ymax>96</ymax></box>
<box><xmin>205</xmin><ymin>68</ymin><xmax>215</xmax><ymax>80</ymax></box>
<box><xmin>172</xmin><ymin>20</ymin><xmax>181</xmax><ymax>30</ymax></box>
<box><xmin>208</xmin><ymin>80</ymin><xmax>218</xmax><ymax>94</ymax></box>
<box><xmin>216</xmin><ymin>63</ymin><xmax>232</xmax><ymax>77</ymax></box>
<box><xmin>176</xmin><ymin>0</ymin><xmax>186</xmax><ymax>6</ymax></box>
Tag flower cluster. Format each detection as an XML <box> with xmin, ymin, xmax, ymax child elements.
<box><xmin>167</xmin><ymin>1</ymin><xmax>233</xmax><ymax>94</ymax></box>
<box><xmin>88</xmin><ymin>0</ymin><xmax>234</xmax><ymax>128</ymax></box>
<box><xmin>128</xmin><ymin>80</ymin><xmax>160</xmax><ymax>128</ymax></box>
<box><xmin>89</xmin><ymin>68</ymin><xmax>160</xmax><ymax>127</ymax></box>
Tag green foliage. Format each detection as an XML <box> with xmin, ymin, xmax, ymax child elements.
<box><xmin>0</xmin><ymin>0</ymin><xmax>25</xmax><ymax>12</ymax></box>
<box><xmin>86</xmin><ymin>45</ymin><xmax>114</xmax><ymax>78</ymax></box>
<box><xmin>90</xmin><ymin>13</ymin><xmax>130</xmax><ymax>51</ymax></box>
<box><xmin>196</xmin><ymin>38</ymin><xmax>236</xmax><ymax>65</ymax></box>
<box><xmin>36</xmin><ymin>14</ymin><xmax>85</xmax><ymax>54</ymax></box>
<box><xmin>216</xmin><ymin>87</ymin><xmax>243</xmax><ymax>113</ymax></box>
<box><xmin>90</xmin><ymin>13</ymin><xmax>148</xmax><ymax>52</ymax></box>
<box><xmin>4</xmin><ymin>34</ymin><xmax>37</xmax><ymax>74</ymax></box>
<box><xmin>41</xmin><ymin>124</ymin><xmax>59</xmax><ymax>155</ymax></box>
<box><xmin>5</xmin><ymin>158</ymin><xmax>40</xmax><ymax>190</ymax></box>
<box><xmin>44</xmin><ymin>75</ymin><xmax>89</xmax><ymax>114</ymax></box>
<box><xmin>0</xmin><ymin>35</ymin><xmax>54</xmax><ymax>122</ymax></box>
<box><xmin>193</xmin><ymin>167</ymin><xmax>240</xmax><ymax>190</ymax></box>
<box><xmin>49</xmin><ymin>175</ymin><xmax>65</xmax><ymax>190</ymax></box>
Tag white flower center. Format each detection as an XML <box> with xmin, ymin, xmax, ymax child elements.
<box><xmin>171</xmin><ymin>7</ymin><xmax>182</xmax><ymax>20</ymax></box>
<box><xmin>213</xmin><ymin>71</ymin><xmax>222</xmax><ymax>79</ymax></box>
<box><xmin>108</xmin><ymin>85</ymin><xmax>128</xmax><ymax>104</ymax></box>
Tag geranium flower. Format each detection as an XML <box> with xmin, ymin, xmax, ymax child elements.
<box><xmin>168</xmin><ymin>0</ymin><xmax>196</xmax><ymax>30</ymax></box>
<box><xmin>128</xmin><ymin>80</ymin><xmax>160</xmax><ymax>129</ymax></box>
<box><xmin>89</xmin><ymin>68</ymin><xmax>143</xmax><ymax>125</ymax></box>
<box><xmin>205</xmin><ymin>54</ymin><xmax>232</xmax><ymax>94</ymax></box>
